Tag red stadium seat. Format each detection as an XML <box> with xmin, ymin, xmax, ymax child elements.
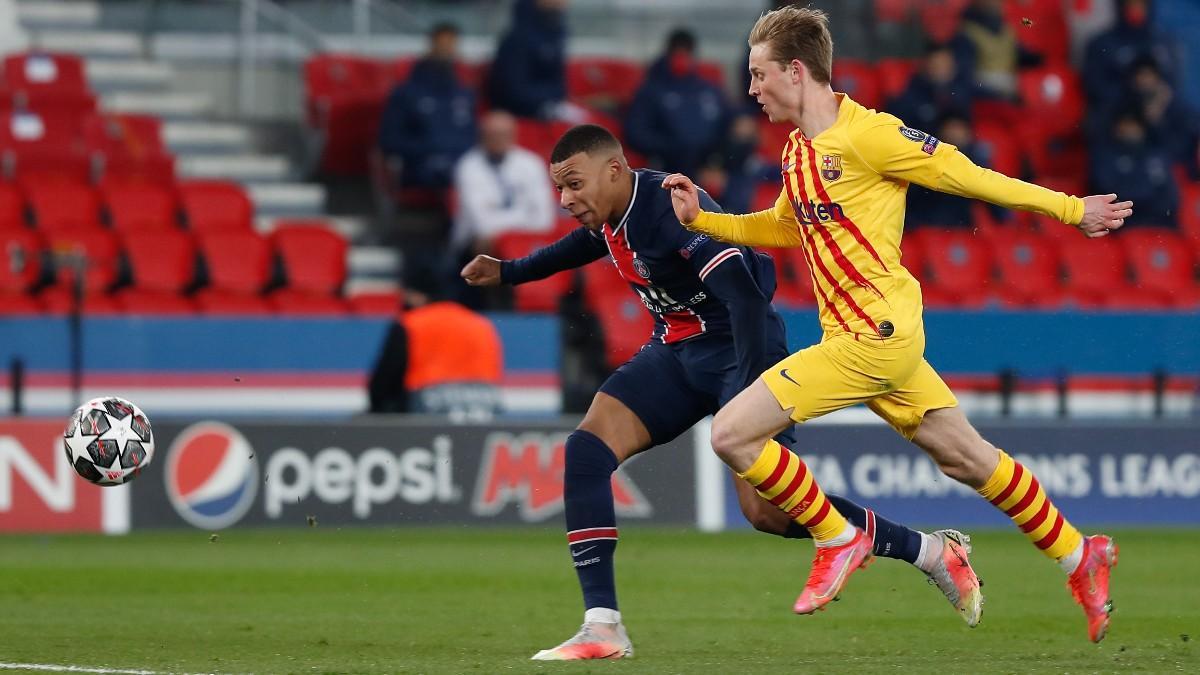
<box><xmin>919</xmin><ymin>0</ymin><xmax>970</xmax><ymax>43</ymax></box>
<box><xmin>833</xmin><ymin>59</ymin><xmax>881</xmax><ymax>111</ymax></box>
<box><xmin>875</xmin><ymin>0</ymin><xmax>915</xmax><ymax>23</ymax></box>
<box><xmin>0</xmin><ymin>291</ymin><xmax>41</xmax><ymax>314</ymax></box>
<box><xmin>1057</xmin><ymin>236</ymin><xmax>1131</xmax><ymax>308</ymax></box>
<box><xmin>972</xmin><ymin>122</ymin><xmax>1021</xmax><ymax>180</ymax></box>
<box><xmin>0</xmin><ymin>229</ymin><xmax>43</xmax><ymax>292</ymax></box>
<box><xmin>1005</xmin><ymin>0</ymin><xmax>1070</xmax><ymax>63</ymax></box>
<box><xmin>0</xmin><ymin>109</ymin><xmax>90</xmax><ymax>182</ymax></box>
<box><xmin>2</xmin><ymin>52</ymin><xmax>88</xmax><ymax>94</ymax></box>
<box><xmin>197</xmin><ymin>230</ymin><xmax>272</xmax><ymax>294</ymax></box>
<box><xmin>876</xmin><ymin>58</ymin><xmax>918</xmax><ymax>102</ymax></box>
<box><xmin>765</xmin><ymin>247</ymin><xmax>815</xmax><ymax>308</ymax></box>
<box><xmin>1123</xmin><ymin>229</ymin><xmax>1200</xmax><ymax>307</ymax></box>
<box><xmin>494</xmin><ymin>232</ymin><xmax>569</xmax><ymax>312</ymax></box>
<box><xmin>304</xmin><ymin>54</ymin><xmax>390</xmax><ymax>176</ymax></box>
<box><xmin>899</xmin><ymin>230</ymin><xmax>927</xmax><ymax>282</ymax></box>
<box><xmin>0</xmin><ymin>182</ymin><xmax>25</xmax><ymax>229</ymax></box>
<box><xmin>194</xmin><ymin>289</ymin><xmax>271</xmax><ymax>315</ymax></box>
<box><xmin>122</xmin><ymin>230</ymin><xmax>196</xmax><ymax>293</ymax></box>
<box><xmin>115</xmin><ymin>289</ymin><xmax>197</xmax><ymax>315</ymax></box>
<box><xmin>1017</xmin><ymin>64</ymin><xmax>1084</xmax><ymax>141</ymax></box>
<box><xmin>271</xmin><ymin>221</ymin><xmax>347</xmax><ymax>295</ymax></box>
<box><xmin>177</xmin><ymin>180</ymin><xmax>254</xmax><ymax>232</ymax></box>
<box><xmin>757</xmin><ymin>121</ymin><xmax>794</xmax><ymax>162</ymax></box>
<box><xmin>992</xmin><ymin>230</ymin><xmax>1064</xmax><ymax>307</ymax></box>
<box><xmin>22</xmin><ymin>179</ymin><xmax>101</xmax><ymax>232</ymax></box>
<box><xmin>566</xmin><ymin>58</ymin><xmax>643</xmax><ymax>110</ymax></box>
<box><xmin>38</xmin><ymin>288</ymin><xmax>121</xmax><ymax>314</ymax></box>
<box><xmin>267</xmin><ymin>288</ymin><xmax>349</xmax><ymax>315</ymax></box>
<box><xmin>912</xmin><ymin>228</ymin><xmax>995</xmax><ymax>305</ymax></box>
<box><xmin>1180</xmin><ymin>181</ymin><xmax>1200</xmax><ymax>253</ymax></box>
<box><xmin>83</xmin><ymin>113</ymin><xmax>174</xmax><ymax>183</ymax></box>
<box><xmin>101</xmin><ymin>180</ymin><xmax>177</xmax><ymax>232</ymax></box>
<box><xmin>589</xmin><ymin>289</ymin><xmax>655</xmax><ymax>370</ymax></box>
<box><xmin>44</xmin><ymin>228</ymin><xmax>119</xmax><ymax>292</ymax></box>
<box><xmin>348</xmin><ymin>289</ymin><xmax>405</xmax><ymax>316</ymax></box>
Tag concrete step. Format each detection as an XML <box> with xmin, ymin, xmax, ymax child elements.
<box><xmin>17</xmin><ymin>1</ymin><xmax>99</xmax><ymax>29</ymax></box>
<box><xmin>177</xmin><ymin>153</ymin><xmax>291</xmax><ymax>182</ymax></box>
<box><xmin>247</xmin><ymin>183</ymin><xmax>326</xmax><ymax>217</ymax></box>
<box><xmin>163</xmin><ymin>121</ymin><xmax>252</xmax><ymax>153</ymax></box>
<box><xmin>35</xmin><ymin>30</ymin><xmax>141</xmax><ymax>59</ymax></box>
<box><xmin>348</xmin><ymin>246</ymin><xmax>402</xmax><ymax>277</ymax></box>
<box><xmin>86</xmin><ymin>58</ymin><xmax>172</xmax><ymax>91</ymax></box>
<box><xmin>102</xmin><ymin>91</ymin><xmax>213</xmax><ymax>119</ymax></box>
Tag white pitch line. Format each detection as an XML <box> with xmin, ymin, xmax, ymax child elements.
<box><xmin>0</xmin><ymin>663</ymin><xmax>228</xmax><ymax>675</ymax></box>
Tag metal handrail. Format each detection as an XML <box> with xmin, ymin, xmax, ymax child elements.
<box><xmin>238</xmin><ymin>0</ymin><xmax>329</xmax><ymax>116</ymax></box>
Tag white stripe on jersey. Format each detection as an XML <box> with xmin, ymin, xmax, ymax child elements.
<box><xmin>698</xmin><ymin>248</ymin><xmax>743</xmax><ymax>281</ymax></box>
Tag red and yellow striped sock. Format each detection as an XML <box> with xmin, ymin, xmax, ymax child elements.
<box><xmin>738</xmin><ymin>439</ymin><xmax>848</xmax><ymax>543</ymax></box>
<box><xmin>977</xmin><ymin>450</ymin><xmax>1083</xmax><ymax>560</ymax></box>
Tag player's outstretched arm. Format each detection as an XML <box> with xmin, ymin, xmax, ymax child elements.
<box><xmin>1076</xmin><ymin>194</ymin><xmax>1134</xmax><ymax>238</ymax></box>
<box><xmin>660</xmin><ymin>174</ymin><xmax>804</xmax><ymax>248</ymax></box>
<box><xmin>461</xmin><ymin>255</ymin><xmax>502</xmax><ymax>286</ymax></box>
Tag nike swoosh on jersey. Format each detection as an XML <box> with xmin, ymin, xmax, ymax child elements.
<box><xmin>779</xmin><ymin>368</ymin><xmax>802</xmax><ymax>388</ymax></box>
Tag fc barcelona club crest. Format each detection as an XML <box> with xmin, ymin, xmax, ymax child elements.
<box><xmin>821</xmin><ymin>154</ymin><xmax>843</xmax><ymax>181</ymax></box>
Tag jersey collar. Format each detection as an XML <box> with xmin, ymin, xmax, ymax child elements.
<box><xmin>610</xmin><ymin>170</ymin><xmax>639</xmax><ymax>235</ymax></box>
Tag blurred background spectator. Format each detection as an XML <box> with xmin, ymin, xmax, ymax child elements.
<box><xmin>887</xmin><ymin>43</ymin><xmax>979</xmax><ymax>133</ymax></box>
<box><xmin>487</xmin><ymin>0</ymin><xmax>588</xmax><ymax>123</ymax></box>
<box><xmin>1083</xmin><ymin>0</ymin><xmax>1182</xmax><ymax>111</ymax></box>
<box><xmin>1089</xmin><ymin>107</ymin><xmax>1178</xmax><ymax>228</ymax></box>
<box><xmin>905</xmin><ymin>113</ymin><xmax>1006</xmax><ymax>229</ymax></box>
<box><xmin>951</xmin><ymin>0</ymin><xmax>1042</xmax><ymax>99</ymax></box>
<box><xmin>625</xmin><ymin>28</ymin><xmax>732</xmax><ymax>179</ymax></box>
<box><xmin>377</xmin><ymin>22</ymin><xmax>476</xmax><ymax>192</ymax></box>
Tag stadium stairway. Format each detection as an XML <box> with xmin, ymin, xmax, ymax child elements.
<box><xmin>15</xmin><ymin>0</ymin><xmax>402</xmax><ymax>295</ymax></box>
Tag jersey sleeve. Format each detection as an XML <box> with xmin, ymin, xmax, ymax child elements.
<box><xmin>672</xmin><ymin>189</ymin><xmax>749</xmax><ymax>281</ymax></box>
<box><xmin>846</xmin><ymin>115</ymin><xmax>1086</xmax><ymax>225</ymax></box>
<box><xmin>499</xmin><ymin>226</ymin><xmax>608</xmax><ymax>284</ymax></box>
<box><xmin>685</xmin><ymin>189</ymin><xmax>805</xmax><ymax>248</ymax></box>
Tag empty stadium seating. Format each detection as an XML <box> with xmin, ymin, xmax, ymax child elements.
<box><xmin>177</xmin><ymin>180</ymin><xmax>254</xmax><ymax>232</ymax></box>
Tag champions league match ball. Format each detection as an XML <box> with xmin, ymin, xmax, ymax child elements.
<box><xmin>63</xmin><ymin>396</ymin><xmax>155</xmax><ymax>486</ymax></box>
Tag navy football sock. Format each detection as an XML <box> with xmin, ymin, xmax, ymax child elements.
<box><xmin>784</xmin><ymin>494</ymin><xmax>924</xmax><ymax>565</ymax></box>
<box><xmin>563</xmin><ymin>429</ymin><xmax>621</xmax><ymax>611</ymax></box>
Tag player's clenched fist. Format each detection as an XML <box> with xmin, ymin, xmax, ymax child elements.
<box><xmin>1077</xmin><ymin>194</ymin><xmax>1134</xmax><ymax>238</ymax></box>
<box><xmin>661</xmin><ymin>173</ymin><xmax>700</xmax><ymax>225</ymax></box>
<box><xmin>460</xmin><ymin>255</ymin><xmax>502</xmax><ymax>286</ymax></box>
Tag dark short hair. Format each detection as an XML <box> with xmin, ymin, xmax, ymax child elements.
<box><xmin>666</xmin><ymin>28</ymin><xmax>697</xmax><ymax>54</ymax></box>
<box><xmin>549</xmin><ymin>124</ymin><xmax>622</xmax><ymax>163</ymax></box>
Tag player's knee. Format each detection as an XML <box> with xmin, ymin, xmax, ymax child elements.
<box><xmin>708</xmin><ymin>414</ymin><xmax>744</xmax><ymax>465</ymax></box>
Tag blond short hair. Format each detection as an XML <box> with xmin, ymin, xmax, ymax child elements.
<box><xmin>748</xmin><ymin>5</ymin><xmax>833</xmax><ymax>85</ymax></box>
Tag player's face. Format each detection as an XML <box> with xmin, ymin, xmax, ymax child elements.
<box><xmin>550</xmin><ymin>151</ymin><xmax>614</xmax><ymax>230</ymax></box>
<box><xmin>748</xmin><ymin>43</ymin><xmax>799</xmax><ymax>124</ymax></box>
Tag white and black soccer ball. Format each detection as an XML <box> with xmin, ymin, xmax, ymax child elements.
<box><xmin>63</xmin><ymin>396</ymin><xmax>155</xmax><ymax>486</ymax></box>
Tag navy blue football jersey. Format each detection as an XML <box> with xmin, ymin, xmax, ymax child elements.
<box><xmin>590</xmin><ymin>169</ymin><xmax>778</xmax><ymax>343</ymax></box>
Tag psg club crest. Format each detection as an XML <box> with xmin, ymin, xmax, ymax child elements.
<box><xmin>632</xmin><ymin>258</ymin><xmax>651</xmax><ymax>279</ymax></box>
<box><xmin>821</xmin><ymin>154</ymin><xmax>843</xmax><ymax>181</ymax></box>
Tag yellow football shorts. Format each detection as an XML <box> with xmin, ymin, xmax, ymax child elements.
<box><xmin>760</xmin><ymin>328</ymin><xmax>958</xmax><ymax>440</ymax></box>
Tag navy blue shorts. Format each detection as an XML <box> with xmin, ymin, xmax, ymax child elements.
<box><xmin>599</xmin><ymin>312</ymin><xmax>798</xmax><ymax>449</ymax></box>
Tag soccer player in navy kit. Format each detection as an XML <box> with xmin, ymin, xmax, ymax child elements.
<box><xmin>461</xmin><ymin>125</ymin><xmax>981</xmax><ymax>660</ymax></box>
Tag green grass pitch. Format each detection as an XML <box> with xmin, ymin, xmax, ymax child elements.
<box><xmin>0</xmin><ymin>528</ymin><xmax>1196</xmax><ymax>674</ymax></box>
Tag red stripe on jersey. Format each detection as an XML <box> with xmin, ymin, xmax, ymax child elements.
<box><xmin>698</xmin><ymin>248</ymin><xmax>742</xmax><ymax>281</ymax></box>
<box><xmin>603</xmin><ymin>222</ymin><xmax>705</xmax><ymax>343</ymax></box>
<box><xmin>782</xmin><ymin>136</ymin><xmax>851</xmax><ymax>333</ymax></box>
<box><xmin>568</xmin><ymin>527</ymin><xmax>618</xmax><ymax>543</ymax></box>
<box><xmin>788</xmin><ymin>145</ymin><xmax>878</xmax><ymax>336</ymax></box>
<box><xmin>801</xmin><ymin>137</ymin><xmax>890</xmax><ymax>273</ymax></box>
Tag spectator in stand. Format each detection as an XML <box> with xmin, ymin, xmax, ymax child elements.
<box><xmin>710</xmin><ymin>112</ymin><xmax>779</xmax><ymax>214</ymax></box>
<box><xmin>625</xmin><ymin>28</ymin><xmax>733</xmax><ymax>178</ymax></box>
<box><xmin>887</xmin><ymin>43</ymin><xmax>978</xmax><ymax>133</ymax></box>
<box><xmin>377</xmin><ymin>22</ymin><xmax>476</xmax><ymax>190</ymax></box>
<box><xmin>1089</xmin><ymin>108</ymin><xmax>1178</xmax><ymax>228</ymax></box>
<box><xmin>1124</xmin><ymin>57</ymin><xmax>1198</xmax><ymax>166</ymax></box>
<box><xmin>1082</xmin><ymin>0</ymin><xmax>1182</xmax><ymax>110</ymax></box>
<box><xmin>905</xmin><ymin>114</ymin><xmax>1006</xmax><ymax>229</ymax></box>
<box><xmin>950</xmin><ymin>0</ymin><xmax>1042</xmax><ymax>99</ymax></box>
<box><xmin>451</xmin><ymin>110</ymin><xmax>557</xmax><ymax>258</ymax></box>
<box><xmin>487</xmin><ymin>0</ymin><xmax>588</xmax><ymax>122</ymax></box>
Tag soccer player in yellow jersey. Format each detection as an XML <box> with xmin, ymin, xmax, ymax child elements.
<box><xmin>661</xmin><ymin>6</ymin><xmax>1132</xmax><ymax>642</ymax></box>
